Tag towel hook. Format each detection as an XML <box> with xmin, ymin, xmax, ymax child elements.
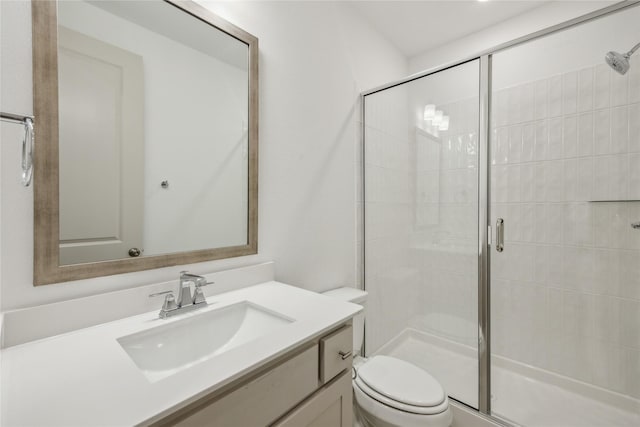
<box><xmin>1</xmin><ymin>112</ymin><xmax>35</xmax><ymax>187</ymax></box>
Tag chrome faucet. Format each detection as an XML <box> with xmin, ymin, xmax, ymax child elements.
<box><xmin>178</xmin><ymin>271</ymin><xmax>208</xmax><ymax>306</ymax></box>
<box><xmin>149</xmin><ymin>271</ymin><xmax>213</xmax><ymax>318</ymax></box>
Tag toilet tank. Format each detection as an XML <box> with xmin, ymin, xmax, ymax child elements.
<box><xmin>322</xmin><ymin>287</ymin><xmax>367</xmax><ymax>355</ymax></box>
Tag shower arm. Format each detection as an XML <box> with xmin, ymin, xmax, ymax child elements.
<box><xmin>625</xmin><ymin>41</ymin><xmax>640</xmax><ymax>58</ymax></box>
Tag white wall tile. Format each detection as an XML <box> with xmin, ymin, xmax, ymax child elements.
<box><xmin>620</xmin><ymin>299</ymin><xmax>640</xmax><ymax>349</ymax></box>
<box><xmin>594</xmin><ymin>64</ymin><xmax>611</xmax><ymax>110</ymax></box>
<box><xmin>533</xmin><ymin>164</ymin><xmax>547</xmax><ymax>202</ymax></box>
<box><xmin>534</xmin><ymin>78</ymin><xmax>548</xmax><ymax>120</ymax></box>
<box><xmin>611</xmin><ymin>155</ymin><xmax>629</xmax><ymax>200</ymax></box>
<box><xmin>562</xmin><ymin>204</ymin><xmax>578</xmax><ymax>246</ymax></box>
<box><xmin>629</xmin><ymin>65</ymin><xmax>640</xmax><ymax>104</ymax></box>
<box><xmin>520</xmin><ymin>163</ymin><xmax>535</xmax><ymax>203</ymax></box>
<box><xmin>592</xmin><ymin>156</ymin><xmax>610</xmax><ymax>200</ymax></box>
<box><xmin>590</xmin><ymin>340</ymin><xmax>625</xmax><ymax>393</ymax></box>
<box><xmin>508</xmin><ymin>125</ymin><xmax>523</xmax><ymax>164</ymax></box>
<box><xmin>629</xmin><ymin>153</ymin><xmax>640</xmax><ymax>199</ymax></box>
<box><xmin>521</xmin><ymin>82</ymin><xmax>535</xmax><ymax>123</ymax></box>
<box><xmin>547</xmin><ymin>204</ymin><xmax>564</xmax><ymax>244</ymax></box>
<box><xmin>577</xmin><ymin>67</ymin><xmax>594</xmax><ymax>113</ymax></box>
<box><xmin>495</xmin><ymin>127</ymin><xmax>509</xmax><ymax>165</ymax></box>
<box><xmin>577</xmin><ymin>112</ymin><xmax>593</xmax><ymax>157</ymax></box>
<box><xmin>563</xmin><ymin>71</ymin><xmax>578</xmax><ymax>115</ymax></box>
<box><xmin>549</xmin><ymin>74</ymin><xmax>563</xmax><ymax>117</ymax></box>
<box><xmin>546</xmin><ymin>161</ymin><xmax>564</xmax><ymax>202</ymax></box>
<box><xmin>629</xmin><ymin>103</ymin><xmax>640</xmax><ymax>152</ymax></box>
<box><xmin>563</xmin><ymin>115</ymin><xmax>577</xmax><ymax>158</ymax></box>
<box><xmin>623</xmin><ymin>348</ymin><xmax>640</xmax><ymax>398</ymax></box>
<box><xmin>592</xmin><ymin>249</ymin><xmax>619</xmax><ymax>295</ymax></box>
<box><xmin>561</xmin><ymin>290</ymin><xmax>593</xmax><ymax>337</ymax></box>
<box><xmin>507</xmin><ymin>204</ymin><xmax>522</xmax><ymax>242</ymax></box>
<box><xmin>576</xmin><ymin>157</ymin><xmax>593</xmax><ymax>201</ymax></box>
<box><xmin>564</xmin><ymin>159</ymin><xmax>577</xmax><ymax>201</ymax></box>
<box><xmin>611</xmin><ymin>106</ymin><xmax>629</xmax><ymax>154</ymax></box>
<box><xmin>618</xmin><ymin>248</ymin><xmax>640</xmax><ymax>299</ymax></box>
<box><xmin>611</xmin><ymin>72</ymin><xmax>629</xmax><ymax>107</ymax></box>
<box><xmin>521</xmin><ymin>123</ymin><xmax>535</xmax><ymax>163</ymax></box>
<box><xmin>594</xmin><ymin>109</ymin><xmax>611</xmax><ymax>155</ymax></box>
<box><xmin>534</xmin><ymin>120</ymin><xmax>549</xmax><ymax>161</ymax></box>
<box><xmin>573</xmin><ymin>203</ymin><xmax>593</xmax><ymax>246</ymax></box>
<box><xmin>495</xmin><ymin>89</ymin><xmax>509</xmax><ymax>127</ymax></box>
<box><xmin>548</xmin><ymin>117</ymin><xmax>563</xmax><ymax>159</ymax></box>
<box><xmin>507</xmin><ymin>165</ymin><xmax>521</xmax><ymax>203</ymax></box>
<box><xmin>493</xmin><ymin>165</ymin><xmax>507</xmax><ymax>203</ymax></box>
<box><xmin>521</xmin><ymin>204</ymin><xmax>535</xmax><ymax>242</ymax></box>
<box><xmin>508</xmin><ymin>86</ymin><xmax>522</xmax><ymax>125</ymax></box>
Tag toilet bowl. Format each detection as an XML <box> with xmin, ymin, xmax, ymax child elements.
<box><xmin>322</xmin><ymin>287</ymin><xmax>452</xmax><ymax>427</ymax></box>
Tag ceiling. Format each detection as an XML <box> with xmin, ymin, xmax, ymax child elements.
<box><xmin>348</xmin><ymin>1</ymin><xmax>552</xmax><ymax>57</ymax></box>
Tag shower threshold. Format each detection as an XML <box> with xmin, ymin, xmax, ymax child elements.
<box><xmin>375</xmin><ymin>328</ymin><xmax>640</xmax><ymax>427</ymax></box>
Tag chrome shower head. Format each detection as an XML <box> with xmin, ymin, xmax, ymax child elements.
<box><xmin>605</xmin><ymin>51</ymin><xmax>630</xmax><ymax>75</ymax></box>
<box><xmin>605</xmin><ymin>42</ymin><xmax>640</xmax><ymax>75</ymax></box>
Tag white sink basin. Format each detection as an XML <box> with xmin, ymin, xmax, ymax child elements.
<box><xmin>117</xmin><ymin>301</ymin><xmax>294</xmax><ymax>382</ymax></box>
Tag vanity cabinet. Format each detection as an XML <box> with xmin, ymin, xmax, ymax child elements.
<box><xmin>155</xmin><ymin>324</ymin><xmax>353</xmax><ymax>427</ymax></box>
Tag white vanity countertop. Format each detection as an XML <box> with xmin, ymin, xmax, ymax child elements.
<box><xmin>1</xmin><ymin>281</ymin><xmax>362</xmax><ymax>426</ymax></box>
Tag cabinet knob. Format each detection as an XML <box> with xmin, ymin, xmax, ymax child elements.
<box><xmin>128</xmin><ymin>248</ymin><xmax>141</xmax><ymax>257</ymax></box>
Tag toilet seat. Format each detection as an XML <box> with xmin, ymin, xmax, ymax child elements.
<box><xmin>354</xmin><ymin>356</ymin><xmax>449</xmax><ymax>415</ymax></box>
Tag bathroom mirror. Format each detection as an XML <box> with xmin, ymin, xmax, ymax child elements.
<box><xmin>32</xmin><ymin>0</ymin><xmax>258</xmax><ymax>285</ymax></box>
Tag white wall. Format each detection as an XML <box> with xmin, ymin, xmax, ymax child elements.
<box><xmin>409</xmin><ymin>1</ymin><xmax>615</xmax><ymax>74</ymax></box>
<box><xmin>0</xmin><ymin>0</ymin><xmax>407</xmax><ymax>311</ymax></box>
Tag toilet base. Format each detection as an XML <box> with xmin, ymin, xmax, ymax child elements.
<box><xmin>353</xmin><ymin>382</ymin><xmax>453</xmax><ymax>427</ymax></box>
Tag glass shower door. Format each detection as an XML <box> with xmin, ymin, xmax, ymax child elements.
<box><xmin>489</xmin><ymin>5</ymin><xmax>640</xmax><ymax>426</ymax></box>
<box><xmin>363</xmin><ymin>59</ymin><xmax>481</xmax><ymax>408</ymax></box>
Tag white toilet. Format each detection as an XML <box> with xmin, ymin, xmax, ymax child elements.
<box><xmin>323</xmin><ymin>287</ymin><xmax>453</xmax><ymax>427</ymax></box>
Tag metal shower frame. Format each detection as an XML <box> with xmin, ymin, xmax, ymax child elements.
<box><xmin>359</xmin><ymin>0</ymin><xmax>640</xmax><ymax>420</ymax></box>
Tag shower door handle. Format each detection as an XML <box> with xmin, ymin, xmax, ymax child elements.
<box><xmin>496</xmin><ymin>218</ymin><xmax>504</xmax><ymax>252</ymax></box>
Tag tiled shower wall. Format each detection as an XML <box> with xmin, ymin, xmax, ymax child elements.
<box><xmin>363</xmin><ymin>60</ymin><xmax>482</xmax><ymax>359</ymax></box>
<box><xmin>490</xmin><ymin>62</ymin><xmax>640</xmax><ymax>398</ymax></box>
<box><xmin>408</xmin><ymin>97</ymin><xmax>479</xmax><ymax>348</ymax></box>
<box><xmin>364</xmin><ymin>84</ymin><xmax>480</xmax><ymax>354</ymax></box>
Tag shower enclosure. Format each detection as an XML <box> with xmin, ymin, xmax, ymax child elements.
<box><xmin>362</xmin><ymin>2</ymin><xmax>640</xmax><ymax>426</ymax></box>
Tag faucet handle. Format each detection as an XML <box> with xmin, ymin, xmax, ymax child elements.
<box><xmin>149</xmin><ymin>290</ymin><xmax>173</xmax><ymax>298</ymax></box>
<box><xmin>192</xmin><ymin>281</ymin><xmax>213</xmax><ymax>305</ymax></box>
<box><xmin>195</xmin><ymin>281</ymin><xmax>214</xmax><ymax>287</ymax></box>
<box><xmin>149</xmin><ymin>291</ymin><xmax>178</xmax><ymax>312</ymax></box>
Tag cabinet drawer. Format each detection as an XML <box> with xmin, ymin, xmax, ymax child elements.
<box><xmin>319</xmin><ymin>325</ymin><xmax>352</xmax><ymax>384</ymax></box>
<box><xmin>171</xmin><ymin>344</ymin><xmax>319</xmax><ymax>427</ymax></box>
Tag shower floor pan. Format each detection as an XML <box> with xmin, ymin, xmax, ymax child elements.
<box><xmin>375</xmin><ymin>328</ymin><xmax>640</xmax><ymax>427</ymax></box>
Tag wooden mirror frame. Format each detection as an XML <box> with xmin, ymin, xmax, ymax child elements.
<box><xmin>32</xmin><ymin>0</ymin><xmax>258</xmax><ymax>285</ymax></box>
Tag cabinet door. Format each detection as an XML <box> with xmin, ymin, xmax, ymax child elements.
<box><xmin>273</xmin><ymin>370</ymin><xmax>352</xmax><ymax>427</ymax></box>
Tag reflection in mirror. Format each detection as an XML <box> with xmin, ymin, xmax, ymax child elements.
<box><xmin>32</xmin><ymin>0</ymin><xmax>257</xmax><ymax>285</ymax></box>
<box><xmin>56</xmin><ymin>1</ymin><xmax>250</xmax><ymax>265</ymax></box>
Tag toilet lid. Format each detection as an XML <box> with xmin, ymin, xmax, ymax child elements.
<box><xmin>357</xmin><ymin>356</ymin><xmax>446</xmax><ymax>408</ymax></box>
